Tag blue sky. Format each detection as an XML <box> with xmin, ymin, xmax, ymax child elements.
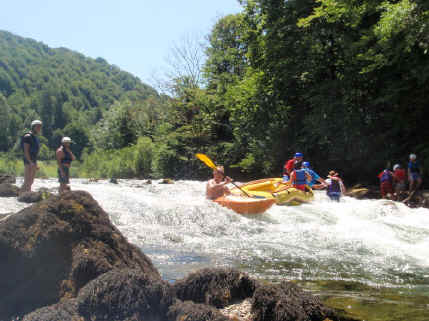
<box><xmin>1</xmin><ymin>0</ymin><xmax>242</xmax><ymax>84</ymax></box>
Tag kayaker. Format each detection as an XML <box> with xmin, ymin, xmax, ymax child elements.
<box><xmin>326</xmin><ymin>170</ymin><xmax>346</xmax><ymax>201</ymax></box>
<box><xmin>408</xmin><ymin>154</ymin><xmax>422</xmax><ymax>194</ymax></box>
<box><xmin>302</xmin><ymin>161</ymin><xmax>327</xmax><ymax>190</ymax></box>
<box><xmin>20</xmin><ymin>120</ymin><xmax>42</xmax><ymax>193</ymax></box>
<box><xmin>378</xmin><ymin>168</ymin><xmax>394</xmax><ymax>199</ymax></box>
<box><xmin>392</xmin><ymin>164</ymin><xmax>407</xmax><ymax>198</ymax></box>
<box><xmin>290</xmin><ymin>161</ymin><xmax>312</xmax><ymax>191</ymax></box>
<box><xmin>56</xmin><ymin>137</ymin><xmax>76</xmax><ymax>194</ymax></box>
<box><xmin>206</xmin><ymin>166</ymin><xmax>232</xmax><ymax>200</ymax></box>
<box><xmin>284</xmin><ymin>152</ymin><xmax>303</xmax><ymax>176</ymax></box>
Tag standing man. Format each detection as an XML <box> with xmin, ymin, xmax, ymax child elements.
<box><xmin>56</xmin><ymin>137</ymin><xmax>76</xmax><ymax>194</ymax></box>
<box><xmin>408</xmin><ymin>154</ymin><xmax>423</xmax><ymax>193</ymax></box>
<box><xmin>20</xmin><ymin>120</ymin><xmax>42</xmax><ymax>193</ymax></box>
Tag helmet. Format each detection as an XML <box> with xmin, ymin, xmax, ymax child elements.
<box><xmin>61</xmin><ymin>137</ymin><xmax>73</xmax><ymax>144</ymax></box>
<box><xmin>393</xmin><ymin>164</ymin><xmax>400</xmax><ymax>171</ymax></box>
<box><xmin>295</xmin><ymin>152</ymin><xmax>303</xmax><ymax>158</ymax></box>
<box><xmin>409</xmin><ymin>154</ymin><xmax>417</xmax><ymax>160</ymax></box>
<box><xmin>31</xmin><ymin>120</ymin><xmax>42</xmax><ymax>127</ymax></box>
<box><xmin>303</xmin><ymin>161</ymin><xmax>310</xmax><ymax>168</ymax></box>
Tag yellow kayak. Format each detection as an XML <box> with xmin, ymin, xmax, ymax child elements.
<box><xmin>231</xmin><ymin>178</ymin><xmax>314</xmax><ymax>206</ymax></box>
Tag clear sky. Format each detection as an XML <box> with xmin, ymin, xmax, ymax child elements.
<box><xmin>1</xmin><ymin>0</ymin><xmax>242</xmax><ymax>84</ymax></box>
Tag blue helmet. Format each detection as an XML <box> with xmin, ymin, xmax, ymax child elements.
<box><xmin>295</xmin><ymin>152</ymin><xmax>303</xmax><ymax>158</ymax></box>
<box><xmin>303</xmin><ymin>161</ymin><xmax>310</xmax><ymax>168</ymax></box>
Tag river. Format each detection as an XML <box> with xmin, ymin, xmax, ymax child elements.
<box><xmin>2</xmin><ymin>178</ymin><xmax>429</xmax><ymax>320</ymax></box>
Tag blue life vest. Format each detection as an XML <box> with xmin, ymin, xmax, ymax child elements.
<box><xmin>379</xmin><ymin>170</ymin><xmax>392</xmax><ymax>183</ymax></box>
<box><xmin>408</xmin><ymin>161</ymin><xmax>420</xmax><ymax>173</ymax></box>
<box><xmin>294</xmin><ymin>169</ymin><xmax>307</xmax><ymax>186</ymax></box>
<box><xmin>21</xmin><ymin>132</ymin><xmax>40</xmax><ymax>159</ymax></box>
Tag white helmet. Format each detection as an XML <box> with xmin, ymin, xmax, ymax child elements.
<box><xmin>409</xmin><ymin>153</ymin><xmax>417</xmax><ymax>160</ymax></box>
<box><xmin>31</xmin><ymin>120</ymin><xmax>42</xmax><ymax>127</ymax></box>
<box><xmin>393</xmin><ymin>164</ymin><xmax>400</xmax><ymax>171</ymax></box>
<box><xmin>61</xmin><ymin>137</ymin><xmax>73</xmax><ymax>144</ymax></box>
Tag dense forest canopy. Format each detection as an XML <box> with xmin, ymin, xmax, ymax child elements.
<box><xmin>1</xmin><ymin>0</ymin><xmax>429</xmax><ymax>185</ymax></box>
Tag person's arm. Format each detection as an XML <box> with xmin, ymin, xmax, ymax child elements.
<box><xmin>317</xmin><ymin>177</ymin><xmax>327</xmax><ymax>186</ymax></box>
<box><xmin>339</xmin><ymin>179</ymin><xmax>346</xmax><ymax>194</ymax></box>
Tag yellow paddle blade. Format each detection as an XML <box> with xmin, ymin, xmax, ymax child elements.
<box><xmin>195</xmin><ymin>153</ymin><xmax>216</xmax><ymax>169</ymax></box>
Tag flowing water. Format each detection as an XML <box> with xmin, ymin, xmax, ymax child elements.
<box><xmin>2</xmin><ymin>178</ymin><xmax>429</xmax><ymax>320</ymax></box>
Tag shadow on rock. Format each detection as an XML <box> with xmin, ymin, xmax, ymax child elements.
<box><xmin>173</xmin><ymin>268</ymin><xmax>256</xmax><ymax>308</ymax></box>
<box><xmin>0</xmin><ymin>190</ymin><xmax>160</xmax><ymax>320</ymax></box>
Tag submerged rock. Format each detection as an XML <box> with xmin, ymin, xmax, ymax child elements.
<box><xmin>0</xmin><ymin>190</ymin><xmax>160</xmax><ymax>320</ymax></box>
<box><xmin>0</xmin><ymin>174</ymin><xmax>16</xmax><ymax>184</ymax></box>
<box><xmin>0</xmin><ymin>183</ymin><xmax>19</xmax><ymax>197</ymax></box>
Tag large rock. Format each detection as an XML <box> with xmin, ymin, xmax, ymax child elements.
<box><xmin>0</xmin><ymin>174</ymin><xmax>16</xmax><ymax>184</ymax></box>
<box><xmin>76</xmin><ymin>269</ymin><xmax>173</xmax><ymax>321</ymax></box>
<box><xmin>173</xmin><ymin>268</ymin><xmax>256</xmax><ymax>308</ymax></box>
<box><xmin>252</xmin><ymin>281</ymin><xmax>338</xmax><ymax>321</ymax></box>
<box><xmin>0</xmin><ymin>183</ymin><xmax>19</xmax><ymax>197</ymax></box>
<box><xmin>0</xmin><ymin>191</ymin><xmax>160</xmax><ymax>320</ymax></box>
<box><xmin>22</xmin><ymin>300</ymin><xmax>79</xmax><ymax>321</ymax></box>
<box><xmin>167</xmin><ymin>301</ymin><xmax>230</xmax><ymax>321</ymax></box>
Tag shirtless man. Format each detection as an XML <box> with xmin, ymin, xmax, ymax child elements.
<box><xmin>206</xmin><ymin>166</ymin><xmax>232</xmax><ymax>200</ymax></box>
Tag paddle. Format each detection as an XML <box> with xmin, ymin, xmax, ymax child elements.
<box><xmin>195</xmin><ymin>153</ymin><xmax>253</xmax><ymax>198</ymax></box>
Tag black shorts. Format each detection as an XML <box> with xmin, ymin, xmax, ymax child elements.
<box><xmin>58</xmin><ymin>167</ymin><xmax>70</xmax><ymax>184</ymax></box>
<box><xmin>23</xmin><ymin>157</ymin><xmax>37</xmax><ymax>165</ymax></box>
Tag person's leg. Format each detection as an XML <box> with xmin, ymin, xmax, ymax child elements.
<box><xmin>28</xmin><ymin>164</ymin><xmax>37</xmax><ymax>191</ymax></box>
<box><xmin>21</xmin><ymin>164</ymin><xmax>31</xmax><ymax>193</ymax></box>
<box><xmin>416</xmin><ymin>177</ymin><xmax>422</xmax><ymax>191</ymax></box>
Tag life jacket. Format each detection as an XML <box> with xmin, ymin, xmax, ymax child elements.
<box><xmin>20</xmin><ymin>132</ymin><xmax>40</xmax><ymax>158</ymax></box>
<box><xmin>379</xmin><ymin>170</ymin><xmax>392</xmax><ymax>183</ymax></box>
<box><xmin>61</xmin><ymin>146</ymin><xmax>73</xmax><ymax>165</ymax></box>
<box><xmin>327</xmin><ymin>179</ymin><xmax>341</xmax><ymax>195</ymax></box>
<box><xmin>294</xmin><ymin>169</ymin><xmax>307</xmax><ymax>186</ymax></box>
<box><xmin>409</xmin><ymin>161</ymin><xmax>420</xmax><ymax>173</ymax></box>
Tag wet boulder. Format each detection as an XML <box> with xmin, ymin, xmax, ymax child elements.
<box><xmin>160</xmin><ymin>178</ymin><xmax>174</xmax><ymax>184</ymax></box>
<box><xmin>252</xmin><ymin>281</ymin><xmax>337</xmax><ymax>321</ymax></box>
<box><xmin>173</xmin><ymin>268</ymin><xmax>256</xmax><ymax>308</ymax></box>
<box><xmin>0</xmin><ymin>183</ymin><xmax>19</xmax><ymax>197</ymax></box>
<box><xmin>0</xmin><ymin>174</ymin><xmax>16</xmax><ymax>184</ymax></box>
<box><xmin>167</xmin><ymin>300</ymin><xmax>230</xmax><ymax>321</ymax></box>
<box><xmin>22</xmin><ymin>300</ymin><xmax>79</xmax><ymax>321</ymax></box>
<box><xmin>0</xmin><ymin>190</ymin><xmax>160</xmax><ymax>320</ymax></box>
<box><xmin>76</xmin><ymin>269</ymin><xmax>173</xmax><ymax>321</ymax></box>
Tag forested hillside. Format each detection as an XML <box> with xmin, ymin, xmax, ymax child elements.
<box><xmin>0</xmin><ymin>30</ymin><xmax>159</xmax><ymax>158</ymax></box>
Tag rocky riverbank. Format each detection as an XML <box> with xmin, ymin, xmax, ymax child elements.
<box><xmin>0</xmin><ymin>189</ymin><xmax>355</xmax><ymax>321</ymax></box>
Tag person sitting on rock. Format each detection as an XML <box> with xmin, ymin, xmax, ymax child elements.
<box><xmin>378</xmin><ymin>168</ymin><xmax>394</xmax><ymax>199</ymax></box>
<box><xmin>206</xmin><ymin>166</ymin><xmax>232</xmax><ymax>200</ymax></box>
<box><xmin>326</xmin><ymin>170</ymin><xmax>346</xmax><ymax>201</ymax></box>
<box><xmin>56</xmin><ymin>137</ymin><xmax>75</xmax><ymax>195</ymax></box>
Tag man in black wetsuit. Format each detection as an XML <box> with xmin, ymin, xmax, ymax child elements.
<box><xmin>20</xmin><ymin>120</ymin><xmax>42</xmax><ymax>193</ymax></box>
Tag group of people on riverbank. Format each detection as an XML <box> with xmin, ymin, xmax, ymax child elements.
<box><xmin>378</xmin><ymin>153</ymin><xmax>424</xmax><ymax>202</ymax></box>
<box><xmin>20</xmin><ymin>120</ymin><xmax>75</xmax><ymax>195</ymax></box>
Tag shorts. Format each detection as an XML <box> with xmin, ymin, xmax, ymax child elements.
<box><xmin>410</xmin><ymin>172</ymin><xmax>421</xmax><ymax>181</ymax></box>
<box><xmin>327</xmin><ymin>192</ymin><xmax>341</xmax><ymax>202</ymax></box>
<box><xmin>380</xmin><ymin>181</ymin><xmax>393</xmax><ymax>197</ymax></box>
<box><xmin>294</xmin><ymin>184</ymin><xmax>306</xmax><ymax>191</ymax></box>
<box><xmin>23</xmin><ymin>157</ymin><xmax>37</xmax><ymax>165</ymax></box>
<box><xmin>58</xmin><ymin>167</ymin><xmax>70</xmax><ymax>184</ymax></box>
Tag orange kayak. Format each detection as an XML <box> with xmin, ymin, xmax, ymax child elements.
<box><xmin>214</xmin><ymin>195</ymin><xmax>275</xmax><ymax>214</ymax></box>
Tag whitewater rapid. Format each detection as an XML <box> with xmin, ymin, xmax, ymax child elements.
<box><xmin>3</xmin><ymin>178</ymin><xmax>429</xmax><ymax>287</ymax></box>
